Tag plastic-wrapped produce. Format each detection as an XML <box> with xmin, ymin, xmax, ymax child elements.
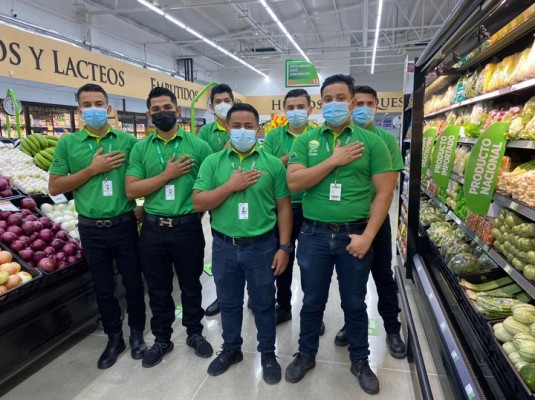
<box><xmin>483</xmin><ymin>63</ymin><xmax>498</xmax><ymax>93</ymax></box>
<box><xmin>448</xmin><ymin>253</ymin><xmax>481</xmax><ymax>275</ymax></box>
<box><xmin>521</xmin><ymin>97</ymin><xmax>535</xmax><ymax>124</ymax></box>
<box><xmin>512</xmin><ymin>47</ymin><xmax>531</xmax><ymax>83</ymax></box>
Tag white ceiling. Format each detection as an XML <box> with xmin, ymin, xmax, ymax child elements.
<box><xmin>82</xmin><ymin>0</ymin><xmax>455</xmax><ymax>77</ymax></box>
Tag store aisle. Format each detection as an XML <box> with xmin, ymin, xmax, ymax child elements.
<box><xmin>1</xmin><ymin>203</ymin><xmax>445</xmax><ymax>400</ymax></box>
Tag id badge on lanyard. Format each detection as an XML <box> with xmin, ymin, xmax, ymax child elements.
<box><xmin>102</xmin><ymin>179</ymin><xmax>113</xmax><ymax>197</ymax></box>
<box><xmin>165</xmin><ymin>184</ymin><xmax>175</xmax><ymax>201</ymax></box>
<box><xmin>329</xmin><ymin>183</ymin><xmax>341</xmax><ymax>201</ymax></box>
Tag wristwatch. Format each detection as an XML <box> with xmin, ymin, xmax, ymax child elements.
<box><xmin>279</xmin><ymin>243</ymin><xmax>294</xmax><ymax>253</ymax></box>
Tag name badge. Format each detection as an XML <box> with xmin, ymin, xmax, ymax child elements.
<box><xmin>329</xmin><ymin>183</ymin><xmax>342</xmax><ymax>201</ymax></box>
<box><xmin>238</xmin><ymin>202</ymin><xmax>249</xmax><ymax>220</ymax></box>
<box><xmin>102</xmin><ymin>180</ymin><xmax>113</xmax><ymax>197</ymax></box>
<box><xmin>165</xmin><ymin>184</ymin><xmax>175</xmax><ymax>201</ymax></box>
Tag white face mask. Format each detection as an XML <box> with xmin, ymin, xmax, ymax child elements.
<box><xmin>214</xmin><ymin>102</ymin><xmax>233</xmax><ymax>120</ymax></box>
<box><xmin>230</xmin><ymin>128</ymin><xmax>257</xmax><ymax>152</ymax></box>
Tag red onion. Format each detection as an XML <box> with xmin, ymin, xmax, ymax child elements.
<box><xmin>19</xmin><ymin>235</ymin><xmax>31</xmax><ymax>246</ymax></box>
<box><xmin>1</xmin><ymin>231</ymin><xmax>17</xmax><ymax>244</ymax></box>
<box><xmin>0</xmin><ymin>178</ymin><xmax>8</xmax><ymax>191</ymax></box>
<box><xmin>37</xmin><ymin>257</ymin><xmax>57</xmax><ymax>272</ymax></box>
<box><xmin>67</xmin><ymin>255</ymin><xmax>78</xmax><ymax>264</ymax></box>
<box><xmin>7</xmin><ymin>213</ymin><xmax>23</xmax><ymax>226</ymax></box>
<box><xmin>43</xmin><ymin>246</ymin><xmax>56</xmax><ymax>256</ymax></box>
<box><xmin>30</xmin><ymin>239</ymin><xmax>47</xmax><ymax>251</ymax></box>
<box><xmin>20</xmin><ymin>248</ymin><xmax>34</xmax><ymax>261</ymax></box>
<box><xmin>7</xmin><ymin>225</ymin><xmax>23</xmax><ymax>236</ymax></box>
<box><xmin>20</xmin><ymin>209</ymin><xmax>33</xmax><ymax>217</ymax></box>
<box><xmin>38</xmin><ymin>217</ymin><xmax>53</xmax><ymax>229</ymax></box>
<box><xmin>33</xmin><ymin>251</ymin><xmax>46</xmax><ymax>263</ymax></box>
<box><xmin>62</xmin><ymin>244</ymin><xmax>77</xmax><ymax>256</ymax></box>
<box><xmin>0</xmin><ymin>221</ymin><xmax>7</xmax><ymax>229</ymax></box>
<box><xmin>55</xmin><ymin>231</ymin><xmax>69</xmax><ymax>241</ymax></box>
<box><xmin>58</xmin><ymin>261</ymin><xmax>69</xmax><ymax>270</ymax></box>
<box><xmin>51</xmin><ymin>223</ymin><xmax>61</xmax><ymax>233</ymax></box>
<box><xmin>0</xmin><ymin>189</ymin><xmax>13</xmax><ymax>198</ymax></box>
<box><xmin>10</xmin><ymin>240</ymin><xmax>26</xmax><ymax>252</ymax></box>
<box><xmin>25</xmin><ymin>215</ymin><xmax>38</xmax><ymax>222</ymax></box>
<box><xmin>38</xmin><ymin>229</ymin><xmax>54</xmax><ymax>243</ymax></box>
<box><xmin>50</xmin><ymin>238</ymin><xmax>65</xmax><ymax>251</ymax></box>
<box><xmin>21</xmin><ymin>221</ymin><xmax>35</xmax><ymax>234</ymax></box>
<box><xmin>32</xmin><ymin>221</ymin><xmax>43</xmax><ymax>231</ymax></box>
<box><xmin>0</xmin><ymin>211</ymin><xmax>11</xmax><ymax>220</ymax></box>
<box><xmin>20</xmin><ymin>197</ymin><xmax>37</xmax><ymax>211</ymax></box>
<box><xmin>55</xmin><ymin>252</ymin><xmax>66</xmax><ymax>262</ymax></box>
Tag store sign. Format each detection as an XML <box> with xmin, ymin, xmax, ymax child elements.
<box><xmin>431</xmin><ymin>126</ymin><xmax>461</xmax><ymax>188</ymax></box>
<box><xmin>247</xmin><ymin>92</ymin><xmax>403</xmax><ymax>115</ymax></box>
<box><xmin>0</xmin><ymin>24</ymin><xmax>244</xmax><ymax>107</ymax></box>
<box><xmin>421</xmin><ymin>128</ymin><xmax>438</xmax><ymax>170</ymax></box>
<box><xmin>285</xmin><ymin>60</ymin><xmax>320</xmax><ymax>87</ymax></box>
<box><xmin>464</xmin><ymin>123</ymin><xmax>509</xmax><ymax>215</ymax></box>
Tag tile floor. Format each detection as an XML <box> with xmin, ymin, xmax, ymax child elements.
<box><xmin>1</xmin><ymin>202</ymin><xmax>446</xmax><ymax>400</ymax></box>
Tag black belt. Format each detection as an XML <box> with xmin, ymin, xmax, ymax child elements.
<box><xmin>78</xmin><ymin>212</ymin><xmax>135</xmax><ymax>228</ymax></box>
<box><xmin>145</xmin><ymin>213</ymin><xmax>201</xmax><ymax>228</ymax></box>
<box><xmin>303</xmin><ymin>218</ymin><xmax>368</xmax><ymax>233</ymax></box>
<box><xmin>212</xmin><ymin>229</ymin><xmax>273</xmax><ymax>246</ymax></box>
<box><xmin>291</xmin><ymin>203</ymin><xmax>302</xmax><ymax>210</ymax></box>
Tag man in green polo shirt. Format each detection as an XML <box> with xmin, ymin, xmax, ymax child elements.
<box><xmin>334</xmin><ymin>85</ymin><xmax>407</xmax><ymax>359</ymax></box>
<box><xmin>198</xmin><ymin>83</ymin><xmax>234</xmax><ymax>317</ymax></box>
<box><xmin>263</xmin><ymin>88</ymin><xmax>321</xmax><ymax>328</ymax></box>
<box><xmin>49</xmin><ymin>83</ymin><xmax>146</xmax><ymax>370</ymax></box>
<box><xmin>125</xmin><ymin>86</ymin><xmax>213</xmax><ymax>368</ymax></box>
<box><xmin>192</xmin><ymin>103</ymin><xmax>292</xmax><ymax>385</ymax></box>
<box><xmin>285</xmin><ymin>74</ymin><xmax>393</xmax><ymax>395</ymax></box>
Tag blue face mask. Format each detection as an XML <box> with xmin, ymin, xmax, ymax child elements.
<box><xmin>230</xmin><ymin>128</ymin><xmax>257</xmax><ymax>152</ymax></box>
<box><xmin>286</xmin><ymin>110</ymin><xmax>308</xmax><ymax>128</ymax></box>
<box><xmin>322</xmin><ymin>102</ymin><xmax>350</xmax><ymax>127</ymax></box>
<box><xmin>352</xmin><ymin>106</ymin><xmax>376</xmax><ymax>127</ymax></box>
<box><xmin>82</xmin><ymin>107</ymin><xmax>108</xmax><ymax>129</ymax></box>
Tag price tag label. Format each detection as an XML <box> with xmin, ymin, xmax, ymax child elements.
<box><xmin>504</xmin><ymin>265</ymin><xmax>512</xmax><ymax>273</ymax></box>
<box><xmin>440</xmin><ymin>321</ymin><xmax>447</xmax><ymax>332</ymax></box>
<box><xmin>427</xmin><ymin>292</ymin><xmax>435</xmax><ymax>301</ymax></box>
<box><xmin>0</xmin><ymin>201</ymin><xmax>19</xmax><ymax>211</ymax></box>
<box><xmin>50</xmin><ymin>194</ymin><xmax>68</xmax><ymax>204</ymax></box>
<box><xmin>451</xmin><ymin>350</ymin><xmax>460</xmax><ymax>363</ymax></box>
<box><xmin>464</xmin><ymin>384</ymin><xmax>476</xmax><ymax>400</ymax></box>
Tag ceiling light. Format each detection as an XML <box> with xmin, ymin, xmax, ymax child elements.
<box><xmin>258</xmin><ymin>0</ymin><xmax>310</xmax><ymax>63</ymax></box>
<box><xmin>137</xmin><ymin>0</ymin><xmax>268</xmax><ymax>78</ymax></box>
<box><xmin>371</xmin><ymin>0</ymin><xmax>384</xmax><ymax>74</ymax></box>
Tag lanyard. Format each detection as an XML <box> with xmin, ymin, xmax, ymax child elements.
<box><xmin>156</xmin><ymin>140</ymin><xmax>180</xmax><ymax>171</ymax></box>
<box><xmin>87</xmin><ymin>135</ymin><xmax>113</xmax><ymax>154</ymax></box>
<box><xmin>230</xmin><ymin>153</ymin><xmax>257</xmax><ymax>201</ymax></box>
<box><xmin>325</xmin><ymin>132</ymin><xmax>351</xmax><ymax>183</ymax></box>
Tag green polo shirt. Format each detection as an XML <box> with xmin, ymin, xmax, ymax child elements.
<box><xmin>126</xmin><ymin>128</ymin><xmax>212</xmax><ymax>216</ymax></box>
<box><xmin>263</xmin><ymin>124</ymin><xmax>311</xmax><ymax>204</ymax></box>
<box><xmin>367</xmin><ymin>125</ymin><xmax>404</xmax><ymax>171</ymax></box>
<box><xmin>193</xmin><ymin>146</ymin><xmax>290</xmax><ymax>237</ymax></box>
<box><xmin>289</xmin><ymin>122</ymin><xmax>392</xmax><ymax>222</ymax></box>
<box><xmin>198</xmin><ymin>121</ymin><xmax>229</xmax><ymax>153</ymax></box>
<box><xmin>49</xmin><ymin>126</ymin><xmax>137</xmax><ymax>219</ymax></box>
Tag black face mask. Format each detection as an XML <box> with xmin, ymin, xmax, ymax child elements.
<box><xmin>152</xmin><ymin>111</ymin><xmax>177</xmax><ymax>132</ymax></box>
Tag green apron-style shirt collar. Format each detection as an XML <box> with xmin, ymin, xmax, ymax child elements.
<box><xmin>198</xmin><ymin>121</ymin><xmax>230</xmax><ymax>153</ymax></box>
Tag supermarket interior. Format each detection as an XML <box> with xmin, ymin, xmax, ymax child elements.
<box><xmin>1</xmin><ymin>1</ymin><xmax>535</xmax><ymax>399</ymax></box>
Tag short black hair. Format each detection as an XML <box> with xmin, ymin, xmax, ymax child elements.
<box><xmin>283</xmin><ymin>89</ymin><xmax>311</xmax><ymax>107</ymax></box>
<box><xmin>76</xmin><ymin>84</ymin><xmax>108</xmax><ymax>104</ymax></box>
<box><xmin>227</xmin><ymin>103</ymin><xmax>259</xmax><ymax>124</ymax></box>
<box><xmin>320</xmin><ymin>74</ymin><xmax>355</xmax><ymax>97</ymax></box>
<box><xmin>210</xmin><ymin>83</ymin><xmax>234</xmax><ymax>104</ymax></box>
<box><xmin>146</xmin><ymin>86</ymin><xmax>178</xmax><ymax>109</ymax></box>
<box><xmin>354</xmin><ymin>85</ymin><xmax>378</xmax><ymax>104</ymax></box>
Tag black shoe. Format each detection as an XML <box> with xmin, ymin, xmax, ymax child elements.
<box><xmin>97</xmin><ymin>332</ymin><xmax>126</xmax><ymax>369</ymax></box>
<box><xmin>275</xmin><ymin>307</ymin><xmax>292</xmax><ymax>325</ymax></box>
<box><xmin>207</xmin><ymin>348</ymin><xmax>244</xmax><ymax>376</ymax></box>
<box><xmin>334</xmin><ymin>326</ymin><xmax>349</xmax><ymax>347</ymax></box>
<box><xmin>285</xmin><ymin>352</ymin><xmax>316</xmax><ymax>383</ymax></box>
<box><xmin>261</xmin><ymin>351</ymin><xmax>281</xmax><ymax>384</ymax></box>
<box><xmin>142</xmin><ymin>341</ymin><xmax>174</xmax><ymax>368</ymax></box>
<box><xmin>129</xmin><ymin>329</ymin><xmax>147</xmax><ymax>360</ymax></box>
<box><xmin>205</xmin><ymin>299</ymin><xmax>220</xmax><ymax>316</ymax></box>
<box><xmin>187</xmin><ymin>333</ymin><xmax>214</xmax><ymax>358</ymax></box>
<box><xmin>319</xmin><ymin>322</ymin><xmax>325</xmax><ymax>336</ymax></box>
<box><xmin>351</xmin><ymin>359</ymin><xmax>379</xmax><ymax>394</ymax></box>
<box><xmin>386</xmin><ymin>332</ymin><xmax>407</xmax><ymax>358</ymax></box>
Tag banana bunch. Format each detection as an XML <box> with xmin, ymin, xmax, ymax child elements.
<box><xmin>20</xmin><ymin>134</ymin><xmax>59</xmax><ymax>171</ymax></box>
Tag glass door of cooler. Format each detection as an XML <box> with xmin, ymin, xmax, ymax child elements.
<box><xmin>118</xmin><ymin>112</ymin><xmax>147</xmax><ymax>139</ymax></box>
<box><xmin>26</xmin><ymin>105</ymin><xmax>76</xmax><ymax>137</ymax></box>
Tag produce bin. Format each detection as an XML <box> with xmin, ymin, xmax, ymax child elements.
<box><xmin>0</xmin><ymin>266</ymin><xmax>42</xmax><ymax>309</ymax></box>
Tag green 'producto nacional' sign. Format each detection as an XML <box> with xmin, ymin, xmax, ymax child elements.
<box><xmin>422</xmin><ymin>128</ymin><xmax>438</xmax><ymax>170</ymax></box>
<box><xmin>464</xmin><ymin>122</ymin><xmax>509</xmax><ymax>215</ymax></box>
<box><xmin>285</xmin><ymin>60</ymin><xmax>320</xmax><ymax>87</ymax></box>
<box><xmin>431</xmin><ymin>126</ymin><xmax>461</xmax><ymax>188</ymax></box>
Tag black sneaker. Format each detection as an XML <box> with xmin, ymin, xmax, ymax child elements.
<box><xmin>350</xmin><ymin>359</ymin><xmax>379</xmax><ymax>394</ymax></box>
<box><xmin>334</xmin><ymin>326</ymin><xmax>349</xmax><ymax>347</ymax></box>
<box><xmin>187</xmin><ymin>334</ymin><xmax>214</xmax><ymax>358</ymax></box>
<box><xmin>207</xmin><ymin>348</ymin><xmax>244</xmax><ymax>376</ymax></box>
<box><xmin>319</xmin><ymin>322</ymin><xmax>325</xmax><ymax>336</ymax></box>
<box><xmin>142</xmin><ymin>341</ymin><xmax>174</xmax><ymax>368</ymax></box>
<box><xmin>205</xmin><ymin>299</ymin><xmax>220</xmax><ymax>316</ymax></box>
<box><xmin>275</xmin><ymin>307</ymin><xmax>292</xmax><ymax>325</ymax></box>
<box><xmin>386</xmin><ymin>332</ymin><xmax>407</xmax><ymax>358</ymax></box>
<box><xmin>285</xmin><ymin>352</ymin><xmax>316</xmax><ymax>383</ymax></box>
<box><xmin>261</xmin><ymin>351</ymin><xmax>281</xmax><ymax>384</ymax></box>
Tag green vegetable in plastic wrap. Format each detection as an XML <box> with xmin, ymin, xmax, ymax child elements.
<box><xmin>522</xmin><ymin>97</ymin><xmax>535</xmax><ymax>125</ymax></box>
<box><xmin>448</xmin><ymin>253</ymin><xmax>481</xmax><ymax>275</ymax></box>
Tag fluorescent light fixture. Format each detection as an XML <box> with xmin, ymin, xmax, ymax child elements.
<box><xmin>258</xmin><ymin>0</ymin><xmax>311</xmax><ymax>63</ymax></box>
<box><xmin>137</xmin><ymin>0</ymin><xmax>268</xmax><ymax>78</ymax></box>
<box><xmin>371</xmin><ymin>0</ymin><xmax>384</xmax><ymax>74</ymax></box>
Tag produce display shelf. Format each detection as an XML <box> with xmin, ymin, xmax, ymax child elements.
<box><xmin>450</xmin><ymin>173</ymin><xmax>465</xmax><ymax>184</ymax></box>
<box><xmin>421</xmin><ymin>187</ymin><xmax>449</xmax><ymax>214</ymax></box>
<box><xmin>424</xmin><ymin>77</ymin><xmax>535</xmax><ymax>118</ymax></box>
<box><xmin>401</xmin><ymin>194</ymin><xmax>409</xmax><ymax>206</ymax></box>
<box><xmin>486</xmin><ymin>247</ymin><xmax>535</xmax><ymax>300</ymax></box>
<box><xmin>402</xmin><ymin>169</ymin><xmax>410</xmax><ymax>178</ymax></box>
<box><xmin>507</xmin><ymin>140</ymin><xmax>535</xmax><ymax>149</ymax></box>
<box><xmin>413</xmin><ymin>255</ymin><xmax>483</xmax><ymax>399</ymax></box>
<box><xmin>493</xmin><ymin>192</ymin><xmax>535</xmax><ymax>221</ymax></box>
<box><xmin>396</xmin><ymin>238</ymin><xmax>406</xmax><ymax>266</ymax></box>
<box><xmin>458</xmin><ymin>138</ymin><xmax>478</xmax><ymax>145</ymax></box>
<box><xmin>425</xmin><ymin>74</ymin><xmax>458</xmax><ymax>99</ymax></box>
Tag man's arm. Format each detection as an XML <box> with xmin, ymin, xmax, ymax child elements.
<box><xmin>49</xmin><ymin>148</ymin><xmax>125</xmax><ymax>195</ymax></box>
<box><xmin>271</xmin><ymin>196</ymin><xmax>292</xmax><ymax>276</ymax></box>
<box><xmin>287</xmin><ymin>140</ymin><xmax>364</xmax><ymax>192</ymax></box>
<box><xmin>346</xmin><ymin>172</ymin><xmax>394</xmax><ymax>258</ymax></box>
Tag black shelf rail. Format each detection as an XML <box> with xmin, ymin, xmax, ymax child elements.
<box><xmin>493</xmin><ymin>192</ymin><xmax>535</xmax><ymax>221</ymax></box>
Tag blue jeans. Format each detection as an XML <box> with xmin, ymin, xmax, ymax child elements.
<box><xmin>212</xmin><ymin>233</ymin><xmax>277</xmax><ymax>353</ymax></box>
<box><xmin>297</xmin><ymin>221</ymin><xmax>373</xmax><ymax>363</ymax></box>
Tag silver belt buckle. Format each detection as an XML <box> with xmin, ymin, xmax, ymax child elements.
<box><xmin>159</xmin><ymin>218</ymin><xmax>173</xmax><ymax>228</ymax></box>
<box><xmin>96</xmin><ymin>220</ymin><xmax>112</xmax><ymax>228</ymax></box>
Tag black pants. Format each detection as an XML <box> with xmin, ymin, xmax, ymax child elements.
<box><xmin>79</xmin><ymin>216</ymin><xmax>146</xmax><ymax>335</ymax></box>
<box><xmin>274</xmin><ymin>204</ymin><xmax>304</xmax><ymax>311</ymax></box>
<box><xmin>139</xmin><ymin>217</ymin><xmax>205</xmax><ymax>343</ymax></box>
<box><xmin>371</xmin><ymin>215</ymin><xmax>401</xmax><ymax>333</ymax></box>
